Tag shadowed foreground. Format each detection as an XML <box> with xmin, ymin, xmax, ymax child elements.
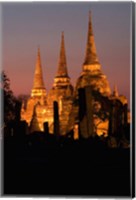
<box><xmin>4</xmin><ymin>133</ymin><xmax>130</xmax><ymax>197</ymax></box>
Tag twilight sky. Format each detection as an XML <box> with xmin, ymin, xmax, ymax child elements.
<box><xmin>2</xmin><ymin>2</ymin><xmax>131</xmax><ymax>106</ymax></box>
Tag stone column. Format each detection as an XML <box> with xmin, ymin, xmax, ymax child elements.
<box><xmin>53</xmin><ymin>101</ymin><xmax>60</xmax><ymax>136</ymax></box>
<box><xmin>109</xmin><ymin>101</ymin><xmax>116</xmax><ymax>135</ymax></box>
<box><xmin>73</xmin><ymin>123</ymin><xmax>79</xmax><ymax>140</ymax></box>
<box><xmin>78</xmin><ymin>88</ymin><xmax>88</xmax><ymax>138</ymax></box>
<box><xmin>85</xmin><ymin>86</ymin><xmax>94</xmax><ymax>137</ymax></box>
<box><xmin>44</xmin><ymin>121</ymin><xmax>49</xmax><ymax>135</ymax></box>
<box><xmin>78</xmin><ymin>86</ymin><xmax>94</xmax><ymax>138</ymax></box>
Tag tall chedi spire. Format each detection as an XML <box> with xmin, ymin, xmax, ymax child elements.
<box><xmin>21</xmin><ymin>47</ymin><xmax>47</xmax><ymax>132</ymax></box>
<box><xmin>48</xmin><ymin>32</ymin><xmax>73</xmax><ymax>135</ymax></box>
<box><xmin>83</xmin><ymin>11</ymin><xmax>101</xmax><ymax>72</ymax></box>
<box><xmin>113</xmin><ymin>85</ymin><xmax>119</xmax><ymax>97</ymax></box>
<box><xmin>57</xmin><ymin>31</ymin><xmax>68</xmax><ymax>77</ymax></box>
<box><xmin>31</xmin><ymin>47</ymin><xmax>46</xmax><ymax>97</ymax></box>
<box><xmin>76</xmin><ymin>11</ymin><xmax>111</xmax><ymax>96</ymax></box>
<box><xmin>54</xmin><ymin>32</ymin><xmax>71</xmax><ymax>87</ymax></box>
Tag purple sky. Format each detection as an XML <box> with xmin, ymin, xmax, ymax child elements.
<box><xmin>2</xmin><ymin>2</ymin><xmax>131</xmax><ymax>106</ymax></box>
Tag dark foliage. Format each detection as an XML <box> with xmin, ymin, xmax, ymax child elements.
<box><xmin>0</xmin><ymin>71</ymin><xmax>15</xmax><ymax>123</ymax></box>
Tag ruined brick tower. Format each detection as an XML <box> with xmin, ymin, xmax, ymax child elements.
<box><xmin>48</xmin><ymin>32</ymin><xmax>73</xmax><ymax>101</ymax></box>
<box><xmin>21</xmin><ymin>12</ymin><xmax>129</xmax><ymax>138</ymax></box>
<box><xmin>31</xmin><ymin>47</ymin><xmax>46</xmax><ymax>98</ymax></box>
<box><xmin>21</xmin><ymin>33</ymin><xmax>74</xmax><ymax>134</ymax></box>
<box><xmin>47</xmin><ymin>32</ymin><xmax>74</xmax><ymax>135</ymax></box>
<box><xmin>21</xmin><ymin>48</ymin><xmax>48</xmax><ymax>132</ymax></box>
<box><xmin>68</xmin><ymin>12</ymin><xmax>112</xmax><ymax>138</ymax></box>
<box><xmin>76</xmin><ymin>11</ymin><xmax>111</xmax><ymax>96</ymax></box>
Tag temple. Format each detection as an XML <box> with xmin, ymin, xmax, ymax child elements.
<box><xmin>21</xmin><ymin>12</ymin><xmax>130</xmax><ymax>143</ymax></box>
<box><xmin>47</xmin><ymin>32</ymin><xmax>74</xmax><ymax>134</ymax></box>
<box><xmin>31</xmin><ymin>47</ymin><xmax>46</xmax><ymax>98</ymax></box>
<box><xmin>76</xmin><ymin>11</ymin><xmax>111</xmax><ymax>96</ymax></box>
<box><xmin>21</xmin><ymin>48</ymin><xmax>48</xmax><ymax>132</ymax></box>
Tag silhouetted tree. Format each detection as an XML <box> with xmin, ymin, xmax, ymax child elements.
<box><xmin>0</xmin><ymin>71</ymin><xmax>15</xmax><ymax>124</ymax></box>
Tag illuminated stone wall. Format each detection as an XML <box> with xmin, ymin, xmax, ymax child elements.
<box><xmin>20</xmin><ymin>13</ymin><xmax>130</xmax><ymax>139</ymax></box>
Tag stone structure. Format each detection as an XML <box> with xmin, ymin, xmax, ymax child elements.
<box><xmin>21</xmin><ymin>48</ymin><xmax>50</xmax><ymax>132</ymax></box>
<box><xmin>21</xmin><ymin>12</ymin><xmax>130</xmax><ymax>140</ymax></box>
<box><xmin>48</xmin><ymin>32</ymin><xmax>73</xmax><ymax>100</ymax></box>
<box><xmin>53</xmin><ymin>101</ymin><xmax>60</xmax><ymax>136</ymax></box>
<box><xmin>75</xmin><ymin>12</ymin><xmax>111</xmax><ymax>97</ymax></box>
<box><xmin>31</xmin><ymin>48</ymin><xmax>46</xmax><ymax>98</ymax></box>
<box><xmin>47</xmin><ymin>32</ymin><xmax>74</xmax><ymax>135</ymax></box>
<box><xmin>78</xmin><ymin>87</ymin><xmax>94</xmax><ymax>138</ymax></box>
<box><xmin>21</xmin><ymin>33</ymin><xmax>73</xmax><ymax>134</ymax></box>
<box><xmin>109</xmin><ymin>85</ymin><xmax>129</xmax><ymax>135</ymax></box>
<box><xmin>68</xmin><ymin>12</ymin><xmax>111</xmax><ymax>138</ymax></box>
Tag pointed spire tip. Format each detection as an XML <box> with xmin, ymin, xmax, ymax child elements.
<box><xmin>37</xmin><ymin>46</ymin><xmax>41</xmax><ymax>56</ymax></box>
<box><xmin>83</xmin><ymin>11</ymin><xmax>99</xmax><ymax>66</ymax></box>
<box><xmin>113</xmin><ymin>84</ymin><xmax>119</xmax><ymax>97</ymax></box>
<box><xmin>62</xmin><ymin>31</ymin><xmax>64</xmax><ymax>37</ymax></box>
<box><xmin>89</xmin><ymin>10</ymin><xmax>91</xmax><ymax>20</ymax></box>
<box><xmin>56</xmin><ymin>30</ymin><xmax>68</xmax><ymax>77</ymax></box>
